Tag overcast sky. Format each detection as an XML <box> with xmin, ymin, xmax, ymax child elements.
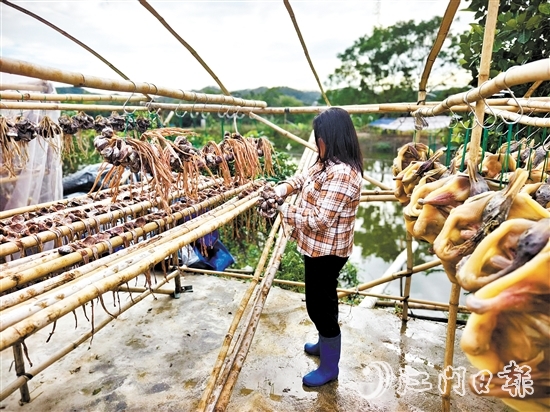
<box><xmin>1</xmin><ymin>1</ymin><xmax>474</xmax><ymax>94</ymax></box>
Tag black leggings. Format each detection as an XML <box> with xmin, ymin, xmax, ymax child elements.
<box><xmin>304</xmin><ymin>254</ymin><xmax>348</xmax><ymax>338</ymax></box>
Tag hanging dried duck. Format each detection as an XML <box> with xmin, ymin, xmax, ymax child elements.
<box><xmin>458</xmin><ymin>218</ymin><xmax>550</xmax><ymax>412</ymax></box>
<box><xmin>433</xmin><ymin>169</ymin><xmax>547</xmax><ymax>284</ymax></box>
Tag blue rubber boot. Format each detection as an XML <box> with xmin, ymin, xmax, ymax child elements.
<box><xmin>304</xmin><ymin>337</ymin><xmax>320</xmax><ymax>356</ymax></box>
<box><xmin>302</xmin><ymin>333</ymin><xmax>341</xmax><ymax>387</ymax></box>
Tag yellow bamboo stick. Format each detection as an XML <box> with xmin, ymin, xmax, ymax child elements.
<box><xmin>0</xmin><ymin>91</ymin><xmax>148</xmax><ymax>102</ymax></box>
<box><xmin>283</xmin><ymin>0</ymin><xmax>330</xmax><ymax>106</ymax></box>
<box><xmin>360</xmin><ymin>195</ymin><xmax>397</xmax><ymax>202</ymax></box>
<box><xmin>418</xmin><ymin>0</ymin><xmax>461</xmax><ymax>97</ymax></box>
<box><xmin>0</xmin><ymin>184</ymin><xmax>251</xmax><ymax>311</ymax></box>
<box><xmin>0</xmin><ymin>270</ymin><xmax>179</xmax><ymax>402</ymax></box>
<box><xmin>337</xmin><ymin>258</ymin><xmax>442</xmax><ymax>298</ymax></box>
<box><xmin>0</xmin><ymin>57</ymin><xmax>266</xmax><ymax>107</ymax></box>
<box><xmin>0</xmin><ymin>0</ymin><xmax>135</xmax><ymax>85</ymax></box>
<box><xmin>413</xmin><ymin>58</ymin><xmax>550</xmax><ymax>118</ymax></box>
<box><xmin>197</xmin><ymin>216</ymin><xmax>282</xmax><ymax>411</ymax></box>
<box><xmin>138</xmin><ymin>0</ymin><xmax>230</xmax><ymax>96</ymax></box>
<box><xmin>248</xmin><ymin>112</ymin><xmax>318</xmax><ymax>152</ymax></box>
<box><xmin>0</xmin><ymin>196</ymin><xmax>258</xmax><ymax>352</ymax></box>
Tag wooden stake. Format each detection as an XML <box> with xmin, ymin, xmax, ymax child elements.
<box><xmin>401</xmin><ymin>232</ymin><xmax>414</xmax><ymax>321</ymax></box>
<box><xmin>442</xmin><ymin>283</ymin><xmax>462</xmax><ymax>412</ymax></box>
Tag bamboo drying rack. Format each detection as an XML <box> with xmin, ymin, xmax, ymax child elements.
<box><xmin>1</xmin><ymin>0</ymin><xmax>550</xmax><ymax>410</ymax></box>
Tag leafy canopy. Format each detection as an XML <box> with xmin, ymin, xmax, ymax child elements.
<box><xmin>459</xmin><ymin>0</ymin><xmax>550</xmax><ymax>97</ymax></box>
<box><xmin>328</xmin><ymin>16</ymin><xmax>463</xmax><ymax>104</ymax></box>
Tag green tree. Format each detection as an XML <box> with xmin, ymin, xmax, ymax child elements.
<box><xmin>459</xmin><ymin>0</ymin><xmax>550</xmax><ymax>97</ymax></box>
<box><xmin>328</xmin><ymin>16</ymin><xmax>464</xmax><ymax>105</ymax></box>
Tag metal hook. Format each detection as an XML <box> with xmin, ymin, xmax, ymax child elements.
<box><xmin>122</xmin><ymin>82</ymin><xmax>138</xmax><ymax>115</ymax></box>
<box><xmin>235</xmin><ymin>106</ymin><xmax>245</xmax><ymax>120</ymax></box>
<box><xmin>217</xmin><ymin>104</ymin><xmax>226</xmax><ymax>118</ymax></box>
<box><xmin>461</xmin><ymin>89</ymin><xmax>483</xmax><ymax>129</ymax></box>
<box><xmin>499</xmin><ymin>68</ymin><xmax>523</xmax><ymax>125</ymax></box>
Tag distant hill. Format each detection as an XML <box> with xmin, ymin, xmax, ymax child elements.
<box><xmin>55</xmin><ymin>85</ymin><xmax>322</xmax><ymax>106</ymax></box>
<box><xmin>199</xmin><ymin>86</ymin><xmax>321</xmax><ymax>106</ymax></box>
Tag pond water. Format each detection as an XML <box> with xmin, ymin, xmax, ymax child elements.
<box><xmin>352</xmin><ymin>148</ymin><xmax>467</xmax><ymax>317</ymax></box>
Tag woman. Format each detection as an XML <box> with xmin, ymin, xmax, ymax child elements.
<box><xmin>274</xmin><ymin>107</ymin><xmax>363</xmax><ymax>387</ymax></box>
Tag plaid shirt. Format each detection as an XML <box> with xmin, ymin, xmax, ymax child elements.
<box><xmin>279</xmin><ymin>160</ymin><xmax>362</xmax><ymax>258</ymax></box>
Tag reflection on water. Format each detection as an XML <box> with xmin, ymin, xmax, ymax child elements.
<box><xmin>352</xmin><ymin>155</ymin><xmax>467</xmax><ymax>314</ymax></box>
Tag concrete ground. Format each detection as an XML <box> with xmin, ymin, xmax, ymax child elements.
<box><xmin>0</xmin><ymin>273</ymin><xmax>513</xmax><ymax>412</ymax></box>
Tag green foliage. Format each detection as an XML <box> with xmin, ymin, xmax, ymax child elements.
<box><xmin>459</xmin><ymin>0</ymin><xmax>550</xmax><ymax>96</ymax></box>
<box><xmin>328</xmin><ymin>16</ymin><xmax>463</xmax><ymax>104</ymax></box>
<box><xmin>372</xmin><ymin>142</ymin><xmax>393</xmax><ymax>152</ymax></box>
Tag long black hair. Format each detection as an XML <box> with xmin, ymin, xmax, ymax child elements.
<box><xmin>312</xmin><ymin>107</ymin><xmax>363</xmax><ymax>175</ymax></box>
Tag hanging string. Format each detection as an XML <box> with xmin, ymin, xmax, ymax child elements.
<box><xmin>479</xmin><ymin>128</ymin><xmax>489</xmax><ymax>173</ymax></box>
<box><xmin>459</xmin><ymin>128</ymin><xmax>471</xmax><ymax>173</ymax></box>
<box><xmin>445</xmin><ymin>127</ymin><xmax>453</xmax><ymax>167</ymax></box>
<box><xmin>500</xmin><ymin>124</ymin><xmax>513</xmax><ymax>189</ymax></box>
<box><xmin>124</xmin><ymin>112</ymin><xmax>135</xmax><ymax>138</ymax></box>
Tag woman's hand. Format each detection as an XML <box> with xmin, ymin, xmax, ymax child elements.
<box><xmin>257</xmin><ymin>184</ymin><xmax>285</xmax><ymax>218</ymax></box>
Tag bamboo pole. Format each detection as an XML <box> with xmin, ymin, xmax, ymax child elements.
<box><xmin>376</xmin><ymin>300</ymin><xmax>469</xmax><ymax>313</ymax></box>
<box><xmin>336</xmin><ymin>258</ymin><xmax>441</xmax><ymax>298</ymax></box>
<box><xmin>508</xmin><ymin>98</ymin><xmax>550</xmax><ymax>110</ymax></box>
<box><xmin>0</xmin><ymin>196</ymin><xmax>259</xmax><ymax>352</ymax></box>
<box><xmin>197</xmin><ymin>216</ymin><xmax>282</xmax><ymax>411</ymax></box>
<box><xmin>0</xmin><ymin>270</ymin><xmax>179</xmax><ymax>402</ymax></box>
<box><xmin>360</xmin><ymin>195</ymin><xmax>397</xmax><ymax>202</ymax></box>
<box><xmin>283</xmin><ymin>0</ymin><xmax>330</xmax><ymax>106</ymax></box>
<box><xmin>0</xmin><ymin>101</ymin><xmax>149</xmax><ymax>112</ymax></box>
<box><xmin>0</xmin><ymin>99</ymin><xmax>532</xmax><ymax>116</ymax></box>
<box><xmin>0</xmin><ymin>204</ymin><xmax>229</xmax><ymax>328</ymax></box>
<box><xmin>0</xmin><ymin>184</ymin><xmax>251</xmax><ymax>314</ymax></box>
<box><xmin>417</xmin><ymin>0</ymin><xmax>461</xmax><ymax>100</ymax></box>
<box><xmin>401</xmin><ymin>232</ymin><xmax>414</xmax><ymax>322</ymax></box>
<box><xmin>116</xmin><ymin>286</ymin><xmax>173</xmax><ymax>295</ymax></box>
<box><xmin>412</xmin><ymin>58</ymin><xmax>550</xmax><ymax>118</ymax></box>
<box><xmin>12</xmin><ymin>342</ymin><xmax>31</xmax><ymax>403</ymax></box>
<box><xmin>121</xmin><ymin>100</ymin><xmax>527</xmax><ymax>115</ymax></box>
<box><xmin>0</xmin><ymin>184</ymin><xmax>209</xmax><ymax>261</ymax></box>
<box><xmin>138</xmin><ymin>0</ymin><xmax>230</xmax><ymax>96</ymax></box>
<box><xmin>362</xmin><ymin>173</ymin><xmax>393</xmax><ymax>191</ymax></box>
<box><xmin>212</xmin><ymin>225</ymin><xmax>289</xmax><ymax>412</ymax></box>
<box><xmin>0</xmin><ymin>180</ymin><xmax>154</xmax><ymax>220</ymax></box>
<box><xmin>0</xmin><ymin>91</ymin><xmax>148</xmax><ymax>102</ymax></box>
<box><xmin>361</xmin><ymin>190</ymin><xmax>395</xmax><ymax>196</ymax></box>
<box><xmin>0</xmin><ymin>57</ymin><xmax>266</xmax><ymax>107</ymax></box>
<box><xmin>442</xmin><ymin>283</ymin><xmax>462</xmax><ymax>411</ymax></box>
<box><xmin>248</xmin><ymin>112</ymin><xmax>318</xmax><ymax>152</ymax></box>
<box><xmin>524</xmin><ymin>80</ymin><xmax>543</xmax><ymax>98</ymax></box>
<box><xmin>182</xmin><ymin>266</ymin><xmax>470</xmax><ymax>311</ymax></box>
<box><xmin>0</xmin><ymin>0</ymin><xmax>137</xmax><ymax>87</ymax></box>
<box><xmin>468</xmin><ymin>0</ymin><xmax>500</xmax><ymax>172</ymax></box>
<box><xmin>0</xmin><ymin>82</ymin><xmax>48</xmax><ymax>92</ymax></box>
<box><xmin>486</xmin><ymin>107</ymin><xmax>550</xmax><ymax>127</ymax></box>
